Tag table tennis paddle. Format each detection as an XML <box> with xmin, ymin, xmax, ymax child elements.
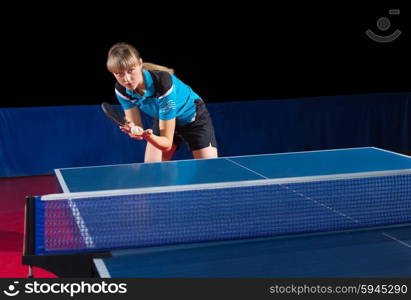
<box><xmin>101</xmin><ymin>102</ymin><xmax>126</xmax><ymax>127</ymax></box>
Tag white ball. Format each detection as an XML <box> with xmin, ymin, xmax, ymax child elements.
<box><xmin>131</xmin><ymin>126</ymin><xmax>143</xmax><ymax>135</ymax></box>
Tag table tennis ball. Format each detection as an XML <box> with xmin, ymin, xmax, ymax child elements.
<box><xmin>131</xmin><ymin>126</ymin><xmax>143</xmax><ymax>135</ymax></box>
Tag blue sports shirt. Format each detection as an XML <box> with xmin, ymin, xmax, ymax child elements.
<box><xmin>115</xmin><ymin>69</ymin><xmax>202</xmax><ymax>126</ymax></box>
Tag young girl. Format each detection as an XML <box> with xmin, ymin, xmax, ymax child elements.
<box><xmin>107</xmin><ymin>42</ymin><xmax>218</xmax><ymax>162</ymax></box>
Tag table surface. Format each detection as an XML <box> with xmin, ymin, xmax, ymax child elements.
<box><xmin>93</xmin><ymin>224</ymin><xmax>411</xmax><ymax>278</ymax></box>
<box><xmin>56</xmin><ymin>147</ymin><xmax>411</xmax><ymax>193</ymax></box>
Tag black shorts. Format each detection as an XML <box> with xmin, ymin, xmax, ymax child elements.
<box><xmin>152</xmin><ymin>100</ymin><xmax>217</xmax><ymax>151</ymax></box>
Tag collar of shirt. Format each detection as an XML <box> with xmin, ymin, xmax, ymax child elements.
<box><xmin>125</xmin><ymin>69</ymin><xmax>154</xmax><ymax>101</ymax></box>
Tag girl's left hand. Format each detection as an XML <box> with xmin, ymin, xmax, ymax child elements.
<box><xmin>130</xmin><ymin>127</ymin><xmax>153</xmax><ymax>140</ymax></box>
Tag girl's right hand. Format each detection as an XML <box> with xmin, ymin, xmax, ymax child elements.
<box><xmin>119</xmin><ymin>119</ymin><xmax>136</xmax><ymax>135</ymax></box>
<box><xmin>119</xmin><ymin>125</ymin><xmax>145</xmax><ymax>140</ymax></box>
<box><xmin>119</xmin><ymin>125</ymin><xmax>131</xmax><ymax>135</ymax></box>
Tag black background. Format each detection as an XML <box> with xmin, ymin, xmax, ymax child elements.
<box><xmin>4</xmin><ymin>3</ymin><xmax>409</xmax><ymax>108</ymax></box>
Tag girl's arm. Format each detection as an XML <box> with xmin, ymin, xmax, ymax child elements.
<box><xmin>143</xmin><ymin>119</ymin><xmax>175</xmax><ymax>152</ymax></box>
<box><xmin>124</xmin><ymin>107</ymin><xmax>144</xmax><ymax>127</ymax></box>
<box><xmin>120</xmin><ymin>107</ymin><xmax>149</xmax><ymax>140</ymax></box>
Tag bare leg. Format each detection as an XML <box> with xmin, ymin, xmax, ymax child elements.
<box><xmin>192</xmin><ymin>144</ymin><xmax>218</xmax><ymax>159</ymax></box>
<box><xmin>144</xmin><ymin>143</ymin><xmax>177</xmax><ymax>162</ymax></box>
<box><xmin>162</xmin><ymin>145</ymin><xmax>177</xmax><ymax>161</ymax></box>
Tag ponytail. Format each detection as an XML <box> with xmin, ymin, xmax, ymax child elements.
<box><xmin>143</xmin><ymin>62</ymin><xmax>175</xmax><ymax>74</ymax></box>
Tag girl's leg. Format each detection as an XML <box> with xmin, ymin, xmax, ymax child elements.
<box><xmin>144</xmin><ymin>142</ymin><xmax>177</xmax><ymax>162</ymax></box>
<box><xmin>162</xmin><ymin>144</ymin><xmax>177</xmax><ymax>161</ymax></box>
<box><xmin>192</xmin><ymin>143</ymin><xmax>218</xmax><ymax>159</ymax></box>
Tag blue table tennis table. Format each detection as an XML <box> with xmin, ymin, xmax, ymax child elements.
<box><xmin>52</xmin><ymin>147</ymin><xmax>411</xmax><ymax>277</ymax></box>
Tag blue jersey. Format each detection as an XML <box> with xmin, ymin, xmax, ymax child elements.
<box><xmin>115</xmin><ymin>69</ymin><xmax>202</xmax><ymax>126</ymax></box>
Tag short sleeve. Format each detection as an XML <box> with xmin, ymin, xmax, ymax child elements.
<box><xmin>158</xmin><ymin>87</ymin><xmax>177</xmax><ymax>120</ymax></box>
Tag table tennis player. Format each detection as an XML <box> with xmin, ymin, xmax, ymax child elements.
<box><xmin>107</xmin><ymin>42</ymin><xmax>218</xmax><ymax>162</ymax></box>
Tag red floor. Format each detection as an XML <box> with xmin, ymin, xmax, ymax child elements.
<box><xmin>0</xmin><ymin>175</ymin><xmax>58</xmax><ymax>278</ymax></box>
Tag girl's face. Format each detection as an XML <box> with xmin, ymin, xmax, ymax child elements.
<box><xmin>112</xmin><ymin>60</ymin><xmax>144</xmax><ymax>90</ymax></box>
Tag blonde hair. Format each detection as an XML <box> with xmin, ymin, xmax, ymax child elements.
<box><xmin>107</xmin><ymin>42</ymin><xmax>174</xmax><ymax>74</ymax></box>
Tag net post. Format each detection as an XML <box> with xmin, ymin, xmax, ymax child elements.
<box><xmin>23</xmin><ymin>196</ymin><xmax>35</xmax><ymax>256</ymax></box>
<box><xmin>22</xmin><ymin>196</ymin><xmax>35</xmax><ymax>277</ymax></box>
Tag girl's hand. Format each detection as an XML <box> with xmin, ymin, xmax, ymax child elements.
<box><xmin>129</xmin><ymin>126</ymin><xmax>144</xmax><ymax>140</ymax></box>
<box><xmin>141</xmin><ymin>129</ymin><xmax>153</xmax><ymax>139</ymax></box>
<box><xmin>119</xmin><ymin>124</ymin><xmax>132</xmax><ymax>135</ymax></box>
<box><xmin>119</xmin><ymin>119</ymin><xmax>136</xmax><ymax>134</ymax></box>
<box><xmin>120</xmin><ymin>125</ymin><xmax>153</xmax><ymax>140</ymax></box>
<box><xmin>131</xmin><ymin>127</ymin><xmax>153</xmax><ymax>140</ymax></box>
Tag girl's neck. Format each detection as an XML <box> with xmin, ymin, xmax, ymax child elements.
<box><xmin>136</xmin><ymin>84</ymin><xmax>145</xmax><ymax>95</ymax></box>
<box><xmin>135</xmin><ymin>72</ymin><xmax>146</xmax><ymax>95</ymax></box>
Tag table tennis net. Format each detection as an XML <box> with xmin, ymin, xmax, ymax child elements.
<box><xmin>34</xmin><ymin>172</ymin><xmax>411</xmax><ymax>254</ymax></box>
